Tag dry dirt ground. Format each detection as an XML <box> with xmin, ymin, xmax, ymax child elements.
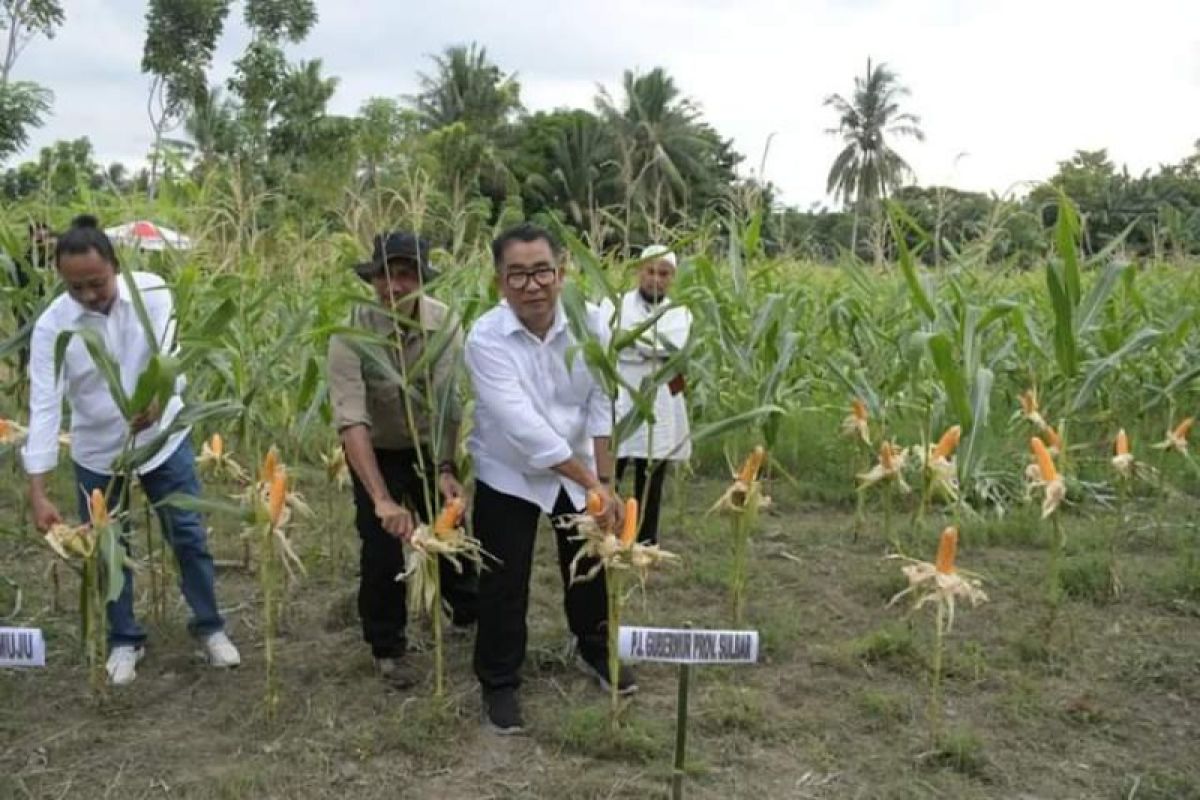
<box><xmin>2</xmin><ymin>473</ymin><xmax>1198</xmax><ymax>799</ymax></box>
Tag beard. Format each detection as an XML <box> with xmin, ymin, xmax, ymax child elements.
<box><xmin>638</xmin><ymin>288</ymin><xmax>664</xmax><ymax>305</ymax></box>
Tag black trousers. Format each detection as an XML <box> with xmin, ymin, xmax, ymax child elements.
<box><xmin>616</xmin><ymin>458</ymin><xmax>669</xmax><ymax>545</ymax></box>
<box><xmin>350</xmin><ymin>448</ymin><xmax>478</xmax><ymax>659</ymax></box>
<box><xmin>472</xmin><ymin>481</ymin><xmax>609</xmax><ymax>692</ymax></box>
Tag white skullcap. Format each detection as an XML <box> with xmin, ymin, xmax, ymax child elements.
<box><xmin>641</xmin><ymin>244</ymin><xmax>677</xmax><ymax>267</ymax></box>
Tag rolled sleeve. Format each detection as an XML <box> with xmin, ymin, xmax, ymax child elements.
<box><xmin>465</xmin><ymin>333</ymin><xmax>573</xmax><ymax>469</ymax></box>
<box><xmin>21</xmin><ymin>321</ymin><xmax>64</xmax><ymax>475</ymax></box>
<box><xmin>586</xmin><ymin>382</ymin><xmax>613</xmax><ymax>439</ymax></box>
<box><xmin>327</xmin><ymin>334</ymin><xmax>371</xmax><ymax>432</ymax></box>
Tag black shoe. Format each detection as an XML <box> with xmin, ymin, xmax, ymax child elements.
<box><xmin>481</xmin><ymin>687</ymin><xmax>525</xmax><ymax>735</ymax></box>
<box><xmin>375</xmin><ymin>656</ymin><xmax>418</xmax><ymax>689</ymax></box>
<box><xmin>576</xmin><ymin>652</ymin><xmax>639</xmax><ymax>696</ymax></box>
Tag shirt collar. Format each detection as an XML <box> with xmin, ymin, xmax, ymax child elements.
<box><xmin>499</xmin><ymin>299</ymin><xmax>568</xmax><ymax>341</ymax></box>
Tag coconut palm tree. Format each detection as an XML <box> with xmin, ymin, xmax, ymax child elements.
<box><xmin>411</xmin><ymin>43</ymin><xmax>522</xmax><ymax>134</ymax></box>
<box><xmin>825</xmin><ymin>58</ymin><xmax>924</xmax><ymax>256</ymax></box>
<box><xmin>596</xmin><ymin>67</ymin><xmax>724</xmax><ymax>245</ymax></box>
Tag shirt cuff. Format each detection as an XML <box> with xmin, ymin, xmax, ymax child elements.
<box><xmin>528</xmin><ymin>440</ymin><xmax>574</xmax><ymax>471</ymax></box>
<box><xmin>21</xmin><ymin>445</ymin><xmax>59</xmax><ymax>475</ymax></box>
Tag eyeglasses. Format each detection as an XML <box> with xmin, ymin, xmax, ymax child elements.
<box><xmin>504</xmin><ymin>267</ymin><xmax>557</xmax><ymax>290</ymax></box>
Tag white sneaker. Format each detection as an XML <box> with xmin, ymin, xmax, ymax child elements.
<box><xmin>199</xmin><ymin>631</ymin><xmax>241</xmax><ymax>668</ymax></box>
<box><xmin>106</xmin><ymin>645</ymin><xmax>144</xmax><ymax>686</ymax></box>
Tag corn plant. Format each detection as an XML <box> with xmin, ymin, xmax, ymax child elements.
<box><xmin>41</xmin><ymin>489</ymin><xmax>128</xmax><ymax>699</ymax></box>
<box><xmin>887</xmin><ymin>525</ymin><xmax>988</xmax><ymax>737</ymax></box>
<box><xmin>564</xmin><ymin>493</ymin><xmax>678</xmax><ymax>730</ymax></box>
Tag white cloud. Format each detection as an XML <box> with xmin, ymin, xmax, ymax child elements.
<box><xmin>10</xmin><ymin>0</ymin><xmax>1200</xmax><ymax>206</ymax></box>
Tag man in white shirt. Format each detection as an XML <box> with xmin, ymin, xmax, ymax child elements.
<box><xmin>23</xmin><ymin>216</ymin><xmax>239</xmax><ymax>686</ymax></box>
<box><xmin>603</xmin><ymin>245</ymin><xmax>692</xmax><ymax>545</ymax></box>
<box><xmin>466</xmin><ymin>222</ymin><xmax>634</xmax><ymax>734</ymax></box>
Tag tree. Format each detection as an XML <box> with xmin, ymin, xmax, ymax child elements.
<box><xmin>411</xmin><ymin>43</ymin><xmax>522</xmax><ymax>134</ymax></box>
<box><xmin>0</xmin><ymin>0</ymin><xmax>62</xmax><ymax>164</ymax></box>
<box><xmin>269</xmin><ymin>58</ymin><xmax>339</xmax><ymax>160</ymax></box>
<box><xmin>1</xmin><ymin>0</ymin><xmax>62</xmax><ymax>84</ymax></box>
<box><xmin>228</xmin><ymin>0</ymin><xmax>317</xmax><ymax>162</ymax></box>
<box><xmin>596</xmin><ymin>67</ymin><xmax>740</xmax><ymax>248</ymax></box>
<box><xmin>142</xmin><ymin>0</ymin><xmax>232</xmax><ymax>108</ymax></box>
<box><xmin>141</xmin><ymin>1</ymin><xmax>233</xmax><ymax>198</ymax></box>
<box><xmin>824</xmin><ymin>58</ymin><xmax>924</xmax><ymax>256</ymax></box>
<box><xmin>355</xmin><ymin>97</ymin><xmax>420</xmax><ymax>184</ymax></box>
<box><xmin>0</xmin><ymin>80</ymin><xmax>49</xmax><ymax>161</ymax></box>
<box><xmin>184</xmin><ymin>85</ymin><xmax>240</xmax><ymax>168</ymax></box>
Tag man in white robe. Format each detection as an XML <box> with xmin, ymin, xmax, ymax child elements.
<box><xmin>602</xmin><ymin>245</ymin><xmax>691</xmax><ymax>544</ymax></box>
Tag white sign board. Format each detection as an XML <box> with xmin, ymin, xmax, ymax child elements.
<box><xmin>0</xmin><ymin>627</ymin><xmax>46</xmax><ymax>668</ymax></box>
<box><xmin>619</xmin><ymin>626</ymin><xmax>758</xmax><ymax>665</ymax></box>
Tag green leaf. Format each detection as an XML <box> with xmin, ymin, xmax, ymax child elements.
<box><xmin>64</xmin><ymin>327</ymin><xmax>132</xmax><ymax>418</ymax></box>
<box><xmin>960</xmin><ymin>367</ymin><xmax>993</xmax><ymax>486</ymax></box>
<box><xmin>97</xmin><ymin>526</ymin><xmax>126</xmax><ymax>605</ymax></box>
<box><xmin>1070</xmin><ymin>327</ymin><xmax>1161</xmax><ymax>414</ymax></box>
<box><xmin>1077</xmin><ymin>260</ymin><xmax>1129</xmax><ymax>334</ymax></box>
<box><xmin>661</xmin><ymin>405</ymin><xmax>783</xmax><ymax>461</ymax></box>
<box><xmin>1052</xmin><ymin>190</ymin><xmax>1083</xmax><ymax>307</ymax></box>
<box><xmin>191</xmin><ymin>297</ymin><xmax>237</xmax><ymax>341</ymax></box>
<box><xmin>928</xmin><ymin>333</ymin><xmax>972</xmax><ymax>429</ymax></box>
<box><xmin>120</xmin><ymin>270</ymin><xmax>163</xmax><ymax>352</ymax></box>
<box><xmin>1045</xmin><ymin>260</ymin><xmax>1078</xmax><ymax>378</ymax></box>
<box><xmin>129</xmin><ymin>354</ymin><xmax>163</xmax><ymax>414</ymax></box>
<box><xmin>887</xmin><ymin>201</ymin><xmax>937</xmax><ymax>322</ymax></box>
<box><xmin>155</xmin><ymin>492</ymin><xmax>245</xmax><ymax>519</ymax></box>
<box><xmin>296</xmin><ymin>356</ymin><xmax>320</xmax><ymax>412</ymax></box>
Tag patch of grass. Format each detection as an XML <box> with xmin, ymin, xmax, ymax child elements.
<box><xmin>1059</xmin><ymin>693</ymin><xmax>1110</xmax><ymax>727</ymax></box>
<box><xmin>853</xmin><ymin>689</ymin><xmax>908</xmax><ymax>729</ymax></box>
<box><xmin>995</xmin><ymin>672</ymin><xmax>1043</xmax><ymax>724</ymax></box>
<box><xmin>697</xmin><ymin>684</ymin><xmax>775</xmax><ymax>739</ymax></box>
<box><xmin>943</xmin><ymin>639</ymin><xmax>989</xmax><ymax>683</ymax></box>
<box><xmin>922</xmin><ymin>727</ymin><xmax>988</xmax><ymax>778</ymax></box>
<box><xmin>845</xmin><ymin>622</ymin><xmax>923</xmax><ymax>672</ymax></box>
<box><xmin>852</xmin><ymin>566</ymin><xmax>910</xmax><ymax>605</ymax></box>
<box><xmin>362</xmin><ymin>695</ymin><xmax>464</xmax><ymax>761</ymax></box>
<box><xmin>557</xmin><ymin>705</ymin><xmax>670</xmax><ymax>763</ymax></box>
<box><xmin>1060</xmin><ymin>553</ymin><xmax>1119</xmax><ymax>603</ymax></box>
<box><xmin>969</xmin><ymin>513</ymin><xmax>1043</xmax><ymax>549</ymax></box>
<box><xmin>1164</xmin><ymin>550</ymin><xmax>1200</xmax><ymax>602</ymax></box>
<box><xmin>1131</xmin><ymin>769</ymin><xmax>1200</xmax><ymax>800</ymax></box>
<box><xmin>1116</xmin><ymin>647</ymin><xmax>1193</xmax><ymax>692</ymax></box>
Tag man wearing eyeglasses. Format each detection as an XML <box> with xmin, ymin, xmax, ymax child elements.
<box><xmin>465</xmin><ymin>222</ymin><xmax>635</xmax><ymax>735</ymax></box>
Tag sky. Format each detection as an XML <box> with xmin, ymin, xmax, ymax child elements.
<box><xmin>10</xmin><ymin>0</ymin><xmax>1200</xmax><ymax>207</ymax></box>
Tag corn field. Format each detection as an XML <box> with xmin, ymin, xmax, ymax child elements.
<box><xmin>2</xmin><ymin>180</ymin><xmax>1199</xmax><ymax>798</ymax></box>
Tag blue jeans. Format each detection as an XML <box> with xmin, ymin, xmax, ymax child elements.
<box><xmin>73</xmin><ymin>438</ymin><xmax>225</xmax><ymax>648</ymax></box>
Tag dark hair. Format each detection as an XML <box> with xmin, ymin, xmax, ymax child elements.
<box><xmin>491</xmin><ymin>222</ymin><xmax>561</xmax><ymax>268</ymax></box>
<box><xmin>55</xmin><ymin>214</ymin><xmax>119</xmax><ymax>270</ymax></box>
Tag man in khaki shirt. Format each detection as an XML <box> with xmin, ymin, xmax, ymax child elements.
<box><xmin>327</xmin><ymin>231</ymin><xmax>477</xmax><ymax>688</ymax></box>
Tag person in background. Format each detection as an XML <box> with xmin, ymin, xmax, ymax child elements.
<box><xmin>604</xmin><ymin>244</ymin><xmax>692</xmax><ymax>545</ymax></box>
<box><xmin>327</xmin><ymin>231</ymin><xmax>477</xmax><ymax>689</ymax></box>
<box><xmin>465</xmin><ymin>222</ymin><xmax>634</xmax><ymax>735</ymax></box>
<box><xmin>23</xmin><ymin>215</ymin><xmax>239</xmax><ymax>686</ymax></box>
<box><xmin>14</xmin><ymin>222</ymin><xmax>55</xmax><ymax>372</ymax></box>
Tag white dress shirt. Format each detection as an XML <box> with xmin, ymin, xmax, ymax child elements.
<box><xmin>599</xmin><ymin>290</ymin><xmax>692</xmax><ymax>461</ymax></box>
<box><xmin>465</xmin><ymin>299</ymin><xmax>612</xmax><ymax>513</ymax></box>
<box><xmin>22</xmin><ymin>270</ymin><xmax>188</xmax><ymax>477</ymax></box>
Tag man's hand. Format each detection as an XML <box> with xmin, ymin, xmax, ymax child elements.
<box><xmin>590</xmin><ymin>482</ymin><xmax>623</xmax><ymax>531</ymax></box>
<box><xmin>129</xmin><ymin>400</ymin><xmax>162</xmax><ymax>434</ymax></box>
<box><xmin>31</xmin><ymin>494</ymin><xmax>63</xmax><ymax>532</ymax></box>
<box><xmin>374</xmin><ymin>498</ymin><xmax>414</xmax><ymax>540</ymax></box>
<box><xmin>438</xmin><ymin>472</ymin><xmax>465</xmax><ymax>501</ymax></box>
